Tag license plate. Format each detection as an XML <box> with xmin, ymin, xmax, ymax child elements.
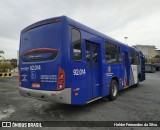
<box><xmin>32</xmin><ymin>83</ymin><xmax>40</xmax><ymax>88</ymax></box>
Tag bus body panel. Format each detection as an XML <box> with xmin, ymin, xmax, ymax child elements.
<box><xmin>19</xmin><ymin>16</ymin><xmax>146</xmax><ymax>105</ymax></box>
<box><xmin>130</xmin><ymin>65</ymin><xmax>138</xmax><ymax>85</ymax></box>
<box><xmin>19</xmin><ymin>22</ymin><xmax>62</xmax><ymax>91</ymax></box>
<box><xmin>61</xmin><ymin>17</ymin><xmax>71</xmax><ymax>88</ymax></box>
<box><xmin>70</xmin><ymin>28</ymin><xmax>104</xmax><ymax>104</ymax></box>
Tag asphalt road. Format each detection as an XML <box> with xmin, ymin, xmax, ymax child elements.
<box><xmin>0</xmin><ymin>72</ymin><xmax>160</xmax><ymax>130</ymax></box>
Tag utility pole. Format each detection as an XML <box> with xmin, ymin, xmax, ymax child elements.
<box><xmin>124</xmin><ymin>37</ymin><xmax>128</xmax><ymax>44</ymax></box>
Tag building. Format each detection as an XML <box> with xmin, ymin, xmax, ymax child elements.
<box><xmin>155</xmin><ymin>50</ymin><xmax>160</xmax><ymax>56</ymax></box>
<box><xmin>132</xmin><ymin>45</ymin><xmax>156</xmax><ymax>59</ymax></box>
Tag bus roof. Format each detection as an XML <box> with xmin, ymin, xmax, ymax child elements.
<box><xmin>64</xmin><ymin>16</ymin><xmax>137</xmax><ymax>51</ymax></box>
<box><xmin>21</xmin><ymin>15</ymin><xmax>138</xmax><ymax>51</ymax></box>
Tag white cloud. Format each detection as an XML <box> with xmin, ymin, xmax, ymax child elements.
<box><xmin>108</xmin><ymin>10</ymin><xmax>160</xmax><ymax>47</ymax></box>
<box><xmin>0</xmin><ymin>37</ymin><xmax>18</xmax><ymax>59</ymax></box>
<box><xmin>0</xmin><ymin>0</ymin><xmax>160</xmax><ymax>58</ymax></box>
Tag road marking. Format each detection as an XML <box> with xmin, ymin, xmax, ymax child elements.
<box><xmin>0</xmin><ymin>106</ymin><xmax>15</xmax><ymax>120</ymax></box>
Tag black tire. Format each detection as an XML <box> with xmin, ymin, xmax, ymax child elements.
<box><xmin>109</xmin><ymin>80</ymin><xmax>118</xmax><ymax>101</ymax></box>
<box><xmin>135</xmin><ymin>77</ymin><xmax>139</xmax><ymax>87</ymax></box>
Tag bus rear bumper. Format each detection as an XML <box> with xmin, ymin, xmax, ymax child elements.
<box><xmin>19</xmin><ymin>87</ymin><xmax>71</xmax><ymax>104</ymax></box>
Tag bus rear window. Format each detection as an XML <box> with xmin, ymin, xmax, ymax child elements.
<box><xmin>20</xmin><ymin>48</ymin><xmax>58</xmax><ymax>62</ymax></box>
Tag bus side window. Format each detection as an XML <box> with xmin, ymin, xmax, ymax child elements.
<box><xmin>105</xmin><ymin>41</ymin><xmax>120</xmax><ymax>63</ymax></box>
<box><xmin>71</xmin><ymin>28</ymin><xmax>82</xmax><ymax>61</ymax></box>
<box><xmin>130</xmin><ymin>50</ymin><xmax>139</xmax><ymax>65</ymax></box>
<box><xmin>86</xmin><ymin>44</ymin><xmax>90</xmax><ymax>62</ymax></box>
<box><xmin>130</xmin><ymin>50</ymin><xmax>135</xmax><ymax>64</ymax></box>
<box><xmin>92</xmin><ymin>46</ymin><xmax>98</xmax><ymax>63</ymax></box>
<box><xmin>118</xmin><ymin>47</ymin><xmax>122</xmax><ymax>63</ymax></box>
<box><xmin>136</xmin><ymin>52</ymin><xmax>140</xmax><ymax>65</ymax></box>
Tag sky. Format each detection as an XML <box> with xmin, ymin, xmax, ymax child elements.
<box><xmin>0</xmin><ymin>0</ymin><xmax>160</xmax><ymax>59</ymax></box>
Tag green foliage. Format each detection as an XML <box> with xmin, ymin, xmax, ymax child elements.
<box><xmin>0</xmin><ymin>61</ymin><xmax>14</xmax><ymax>72</ymax></box>
<box><xmin>155</xmin><ymin>55</ymin><xmax>160</xmax><ymax>58</ymax></box>
<box><xmin>10</xmin><ymin>58</ymin><xmax>17</xmax><ymax>68</ymax></box>
<box><xmin>0</xmin><ymin>51</ymin><xmax>17</xmax><ymax>71</ymax></box>
<box><xmin>0</xmin><ymin>50</ymin><xmax>4</xmax><ymax>54</ymax></box>
<box><xmin>145</xmin><ymin>58</ymin><xmax>148</xmax><ymax>63</ymax></box>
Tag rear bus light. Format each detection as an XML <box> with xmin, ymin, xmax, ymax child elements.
<box><xmin>59</xmin><ymin>79</ymin><xmax>64</xmax><ymax>83</ymax></box>
<box><xmin>58</xmin><ymin>84</ymin><xmax>63</xmax><ymax>89</ymax></box>
<box><xmin>57</xmin><ymin>67</ymin><xmax>65</xmax><ymax>90</ymax></box>
<box><xmin>32</xmin><ymin>83</ymin><xmax>40</xmax><ymax>88</ymax></box>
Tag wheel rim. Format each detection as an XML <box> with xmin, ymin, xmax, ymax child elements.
<box><xmin>112</xmin><ymin>84</ymin><xmax>117</xmax><ymax>97</ymax></box>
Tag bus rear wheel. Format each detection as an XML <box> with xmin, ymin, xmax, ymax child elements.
<box><xmin>135</xmin><ymin>77</ymin><xmax>139</xmax><ymax>87</ymax></box>
<box><xmin>109</xmin><ymin>80</ymin><xmax>118</xmax><ymax>101</ymax></box>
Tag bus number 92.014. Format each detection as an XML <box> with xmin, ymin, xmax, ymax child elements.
<box><xmin>73</xmin><ymin>69</ymin><xmax>86</xmax><ymax>76</ymax></box>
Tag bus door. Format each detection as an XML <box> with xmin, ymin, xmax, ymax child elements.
<box><xmin>122</xmin><ymin>52</ymin><xmax>130</xmax><ymax>88</ymax></box>
<box><xmin>86</xmin><ymin>41</ymin><xmax>100</xmax><ymax>99</ymax></box>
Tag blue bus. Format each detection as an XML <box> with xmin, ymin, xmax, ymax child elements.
<box><xmin>19</xmin><ymin>16</ymin><xmax>145</xmax><ymax>105</ymax></box>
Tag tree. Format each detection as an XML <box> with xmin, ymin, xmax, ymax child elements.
<box><xmin>0</xmin><ymin>51</ymin><xmax>15</xmax><ymax>72</ymax></box>
<box><xmin>10</xmin><ymin>59</ymin><xmax>17</xmax><ymax>68</ymax></box>
<box><xmin>0</xmin><ymin>50</ymin><xmax>4</xmax><ymax>54</ymax></box>
<box><xmin>148</xmin><ymin>57</ymin><xmax>160</xmax><ymax>63</ymax></box>
<box><xmin>145</xmin><ymin>58</ymin><xmax>148</xmax><ymax>63</ymax></box>
<box><xmin>0</xmin><ymin>62</ymin><xmax>14</xmax><ymax>72</ymax></box>
<box><xmin>155</xmin><ymin>55</ymin><xmax>160</xmax><ymax>58</ymax></box>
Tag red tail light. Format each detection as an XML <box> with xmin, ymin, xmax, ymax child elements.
<box><xmin>18</xmin><ymin>68</ymin><xmax>21</xmax><ymax>86</ymax></box>
<box><xmin>57</xmin><ymin>67</ymin><xmax>65</xmax><ymax>90</ymax></box>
